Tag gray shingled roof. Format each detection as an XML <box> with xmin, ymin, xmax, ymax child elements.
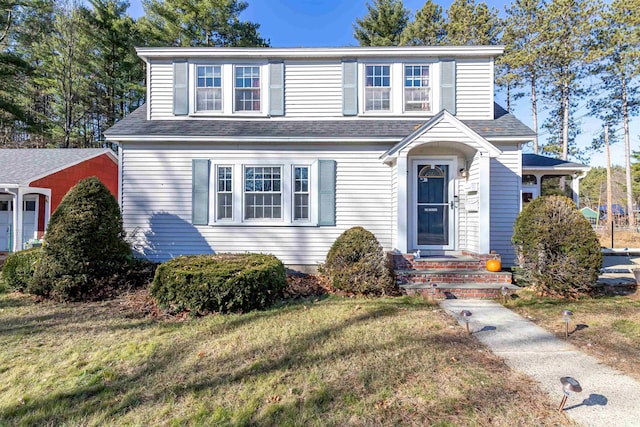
<box><xmin>0</xmin><ymin>148</ymin><xmax>114</xmax><ymax>185</ymax></box>
<box><xmin>522</xmin><ymin>153</ymin><xmax>589</xmax><ymax>169</ymax></box>
<box><xmin>105</xmin><ymin>103</ymin><xmax>535</xmax><ymax>140</ymax></box>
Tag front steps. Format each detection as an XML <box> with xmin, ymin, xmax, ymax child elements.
<box><xmin>390</xmin><ymin>252</ymin><xmax>518</xmax><ymax>299</ymax></box>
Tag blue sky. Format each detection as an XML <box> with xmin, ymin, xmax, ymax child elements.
<box><xmin>126</xmin><ymin>0</ymin><xmax>638</xmax><ymax>168</ymax></box>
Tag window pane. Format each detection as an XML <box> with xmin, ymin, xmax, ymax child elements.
<box><xmin>294</xmin><ymin>166</ymin><xmax>310</xmax><ymax>221</ymax></box>
<box><xmin>365</xmin><ymin>65</ymin><xmax>391</xmax><ymax>111</ymax></box>
<box><xmin>217</xmin><ymin>167</ymin><xmax>232</xmax><ymax>220</ymax></box>
<box><xmin>244</xmin><ymin>166</ymin><xmax>282</xmax><ymax>219</ymax></box>
<box><xmin>235</xmin><ymin>66</ymin><xmax>261</xmax><ymax>111</ymax></box>
<box><xmin>404</xmin><ymin>65</ymin><xmax>430</xmax><ymax>112</ymax></box>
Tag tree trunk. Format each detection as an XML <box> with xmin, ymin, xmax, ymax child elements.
<box><xmin>621</xmin><ymin>71</ymin><xmax>634</xmax><ymax>228</ymax></box>
<box><xmin>531</xmin><ymin>73</ymin><xmax>538</xmax><ymax>154</ymax></box>
<box><xmin>605</xmin><ymin>124</ymin><xmax>613</xmax><ymax>235</ymax></box>
<box><xmin>562</xmin><ymin>78</ymin><xmax>569</xmax><ymax>161</ymax></box>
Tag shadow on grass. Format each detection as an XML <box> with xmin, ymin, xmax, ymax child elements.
<box><xmin>0</xmin><ymin>293</ymin><xmax>31</xmax><ymax>309</ymax></box>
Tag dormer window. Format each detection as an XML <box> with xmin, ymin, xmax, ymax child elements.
<box><xmin>404</xmin><ymin>65</ymin><xmax>431</xmax><ymax>112</ymax></box>
<box><xmin>365</xmin><ymin>65</ymin><xmax>390</xmax><ymax>111</ymax></box>
<box><xmin>196</xmin><ymin>65</ymin><xmax>222</xmax><ymax>112</ymax></box>
<box><xmin>235</xmin><ymin>66</ymin><xmax>261</xmax><ymax>112</ymax></box>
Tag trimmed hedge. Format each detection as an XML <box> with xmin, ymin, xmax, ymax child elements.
<box><xmin>1</xmin><ymin>247</ymin><xmax>42</xmax><ymax>291</ymax></box>
<box><xmin>30</xmin><ymin>177</ymin><xmax>131</xmax><ymax>301</ymax></box>
<box><xmin>321</xmin><ymin>226</ymin><xmax>397</xmax><ymax>296</ymax></box>
<box><xmin>512</xmin><ymin>195</ymin><xmax>602</xmax><ymax>297</ymax></box>
<box><xmin>151</xmin><ymin>253</ymin><xmax>286</xmax><ymax>314</ymax></box>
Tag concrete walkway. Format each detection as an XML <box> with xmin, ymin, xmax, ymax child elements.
<box><xmin>440</xmin><ymin>299</ymin><xmax>640</xmax><ymax>427</ymax></box>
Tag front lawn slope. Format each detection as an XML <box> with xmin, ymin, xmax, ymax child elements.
<box><xmin>0</xmin><ymin>293</ymin><xmax>569</xmax><ymax>426</ymax></box>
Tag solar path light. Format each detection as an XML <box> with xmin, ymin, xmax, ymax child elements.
<box><xmin>562</xmin><ymin>310</ymin><xmax>573</xmax><ymax>338</ymax></box>
<box><xmin>429</xmin><ymin>280</ymin><xmax>438</xmax><ymax>302</ymax></box>
<box><xmin>460</xmin><ymin>310</ymin><xmax>472</xmax><ymax>334</ymax></box>
<box><xmin>500</xmin><ymin>285</ymin><xmax>510</xmax><ymax>303</ymax></box>
<box><xmin>559</xmin><ymin>377</ymin><xmax>582</xmax><ymax>411</ymax></box>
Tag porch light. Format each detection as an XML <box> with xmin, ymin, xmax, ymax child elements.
<box><xmin>562</xmin><ymin>310</ymin><xmax>573</xmax><ymax>338</ymax></box>
<box><xmin>558</xmin><ymin>376</ymin><xmax>582</xmax><ymax>411</ymax></box>
<box><xmin>460</xmin><ymin>310</ymin><xmax>472</xmax><ymax>334</ymax></box>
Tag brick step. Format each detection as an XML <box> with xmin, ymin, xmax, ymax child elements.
<box><xmin>395</xmin><ymin>269</ymin><xmax>512</xmax><ymax>285</ymax></box>
<box><xmin>401</xmin><ymin>282</ymin><xmax>520</xmax><ymax>299</ymax></box>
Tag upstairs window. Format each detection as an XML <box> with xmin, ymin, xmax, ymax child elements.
<box><xmin>365</xmin><ymin>65</ymin><xmax>390</xmax><ymax>111</ymax></box>
<box><xmin>404</xmin><ymin>65</ymin><xmax>431</xmax><ymax>112</ymax></box>
<box><xmin>235</xmin><ymin>66</ymin><xmax>261</xmax><ymax>112</ymax></box>
<box><xmin>196</xmin><ymin>65</ymin><xmax>222</xmax><ymax>112</ymax></box>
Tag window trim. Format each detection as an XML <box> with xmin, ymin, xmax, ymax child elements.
<box><xmin>195</xmin><ymin>64</ymin><xmax>223</xmax><ymax>113</ymax></box>
<box><xmin>208</xmin><ymin>159</ymin><xmax>318</xmax><ymax>226</ymax></box>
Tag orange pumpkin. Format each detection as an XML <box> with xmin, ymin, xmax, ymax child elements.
<box><xmin>486</xmin><ymin>259</ymin><xmax>501</xmax><ymax>272</ymax></box>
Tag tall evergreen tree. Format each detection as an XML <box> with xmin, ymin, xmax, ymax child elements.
<box><xmin>539</xmin><ymin>0</ymin><xmax>599</xmax><ymax>160</ymax></box>
<box><xmin>444</xmin><ymin>0</ymin><xmax>501</xmax><ymax>46</ymax></box>
<box><xmin>354</xmin><ymin>0</ymin><xmax>409</xmax><ymax>46</ymax></box>
<box><xmin>589</xmin><ymin>0</ymin><xmax>640</xmax><ymax>226</ymax></box>
<box><xmin>138</xmin><ymin>0</ymin><xmax>268</xmax><ymax>47</ymax></box>
<box><xmin>498</xmin><ymin>0</ymin><xmax>545</xmax><ymax>152</ymax></box>
<box><xmin>399</xmin><ymin>0</ymin><xmax>445</xmax><ymax>46</ymax></box>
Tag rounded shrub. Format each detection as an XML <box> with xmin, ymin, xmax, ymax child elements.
<box><xmin>512</xmin><ymin>195</ymin><xmax>602</xmax><ymax>297</ymax></box>
<box><xmin>30</xmin><ymin>177</ymin><xmax>131</xmax><ymax>301</ymax></box>
<box><xmin>321</xmin><ymin>226</ymin><xmax>396</xmax><ymax>295</ymax></box>
<box><xmin>150</xmin><ymin>253</ymin><xmax>286</xmax><ymax>314</ymax></box>
<box><xmin>1</xmin><ymin>247</ymin><xmax>42</xmax><ymax>291</ymax></box>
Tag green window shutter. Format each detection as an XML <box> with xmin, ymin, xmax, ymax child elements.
<box><xmin>173</xmin><ymin>60</ymin><xmax>188</xmax><ymax>115</ymax></box>
<box><xmin>440</xmin><ymin>59</ymin><xmax>456</xmax><ymax>115</ymax></box>
<box><xmin>318</xmin><ymin>160</ymin><xmax>336</xmax><ymax>226</ymax></box>
<box><xmin>342</xmin><ymin>60</ymin><xmax>358</xmax><ymax>116</ymax></box>
<box><xmin>192</xmin><ymin>159</ymin><xmax>210</xmax><ymax>225</ymax></box>
<box><xmin>269</xmin><ymin>61</ymin><xmax>285</xmax><ymax>116</ymax></box>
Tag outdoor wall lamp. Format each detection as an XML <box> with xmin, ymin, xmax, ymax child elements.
<box><xmin>562</xmin><ymin>310</ymin><xmax>573</xmax><ymax>338</ymax></box>
<box><xmin>559</xmin><ymin>376</ymin><xmax>582</xmax><ymax>411</ymax></box>
<box><xmin>460</xmin><ymin>310</ymin><xmax>472</xmax><ymax>334</ymax></box>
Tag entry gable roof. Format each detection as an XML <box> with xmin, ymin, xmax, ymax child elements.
<box><xmin>0</xmin><ymin>148</ymin><xmax>116</xmax><ymax>186</ymax></box>
<box><xmin>380</xmin><ymin>110</ymin><xmax>503</xmax><ymax>162</ymax></box>
<box><xmin>522</xmin><ymin>153</ymin><xmax>590</xmax><ymax>172</ymax></box>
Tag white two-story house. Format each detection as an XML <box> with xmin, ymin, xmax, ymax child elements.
<box><xmin>105</xmin><ymin>46</ymin><xmax>538</xmax><ymax>270</ymax></box>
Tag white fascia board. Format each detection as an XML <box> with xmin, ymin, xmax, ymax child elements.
<box><xmin>106</xmin><ymin>136</ymin><xmax>401</xmax><ymax>143</ymax></box>
<box><xmin>136</xmin><ymin>45</ymin><xmax>505</xmax><ymax>60</ymax></box>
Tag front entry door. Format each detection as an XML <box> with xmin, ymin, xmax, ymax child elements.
<box><xmin>414</xmin><ymin>161</ymin><xmax>455</xmax><ymax>250</ymax></box>
<box><xmin>0</xmin><ymin>196</ymin><xmax>13</xmax><ymax>252</ymax></box>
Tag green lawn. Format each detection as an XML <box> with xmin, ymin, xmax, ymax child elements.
<box><xmin>508</xmin><ymin>291</ymin><xmax>640</xmax><ymax>381</ymax></box>
<box><xmin>0</xmin><ymin>291</ymin><xmax>569</xmax><ymax>426</ymax></box>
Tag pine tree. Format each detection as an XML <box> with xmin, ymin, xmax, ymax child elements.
<box><xmin>399</xmin><ymin>0</ymin><xmax>445</xmax><ymax>46</ymax></box>
<box><xmin>444</xmin><ymin>0</ymin><xmax>501</xmax><ymax>46</ymax></box>
<box><xmin>498</xmin><ymin>0</ymin><xmax>545</xmax><ymax>152</ymax></box>
<box><xmin>354</xmin><ymin>0</ymin><xmax>410</xmax><ymax>46</ymax></box>
<box><xmin>138</xmin><ymin>0</ymin><xmax>268</xmax><ymax>47</ymax></box>
<box><xmin>589</xmin><ymin>0</ymin><xmax>640</xmax><ymax>226</ymax></box>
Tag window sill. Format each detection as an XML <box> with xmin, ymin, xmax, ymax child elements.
<box><xmin>208</xmin><ymin>221</ymin><xmax>317</xmax><ymax>227</ymax></box>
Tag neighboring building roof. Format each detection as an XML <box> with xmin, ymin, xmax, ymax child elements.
<box><xmin>0</xmin><ymin>148</ymin><xmax>116</xmax><ymax>186</ymax></box>
<box><xmin>105</xmin><ymin>103</ymin><xmax>536</xmax><ymax>142</ymax></box>
<box><xmin>580</xmin><ymin>207</ymin><xmax>599</xmax><ymax>218</ymax></box>
<box><xmin>522</xmin><ymin>153</ymin><xmax>589</xmax><ymax>170</ymax></box>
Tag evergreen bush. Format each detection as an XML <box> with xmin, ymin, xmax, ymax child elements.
<box><xmin>30</xmin><ymin>177</ymin><xmax>131</xmax><ymax>301</ymax></box>
<box><xmin>512</xmin><ymin>195</ymin><xmax>602</xmax><ymax>297</ymax></box>
<box><xmin>321</xmin><ymin>226</ymin><xmax>396</xmax><ymax>295</ymax></box>
<box><xmin>1</xmin><ymin>247</ymin><xmax>42</xmax><ymax>291</ymax></box>
<box><xmin>151</xmin><ymin>253</ymin><xmax>286</xmax><ymax>314</ymax></box>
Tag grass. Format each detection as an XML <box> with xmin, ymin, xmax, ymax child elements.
<box><xmin>0</xmin><ymin>291</ymin><xmax>571</xmax><ymax>426</ymax></box>
<box><xmin>507</xmin><ymin>290</ymin><xmax>640</xmax><ymax>381</ymax></box>
<box><xmin>597</xmin><ymin>228</ymin><xmax>639</xmax><ymax>248</ymax></box>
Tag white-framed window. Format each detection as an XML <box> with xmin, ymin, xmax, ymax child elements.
<box><xmin>404</xmin><ymin>65</ymin><xmax>431</xmax><ymax>112</ymax></box>
<box><xmin>216</xmin><ymin>165</ymin><xmax>233</xmax><ymax>220</ymax></box>
<box><xmin>293</xmin><ymin>165</ymin><xmax>310</xmax><ymax>221</ymax></box>
<box><xmin>196</xmin><ymin>65</ymin><xmax>222</xmax><ymax>112</ymax></box>
<box><xmin>365</xmin><ymin>65</ymin><xmax>391</xmax><ymax>111</ymax></box>
<box><xmin>244</xmin><ymin>166</ymin><xmax>282</xmax><ymax>220</ymax></box>
<box><xmin>235</xmin><ymin>65</ymin><xmax>261</xmax><ymax>112</ymax></box>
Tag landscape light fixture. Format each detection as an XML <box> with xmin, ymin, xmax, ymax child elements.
<box><xmin>558</xmin><ymin>376</ymin><xmax>582</xmax><ymax>411</ymax></box>
<box><xmin>460</xmin><ymin>310</ymin><xmax>472</xmax><ymax>334</ymax></box>
<box><xmin>562</xmin><ymin>310</ymin><xmax>573</xmax><ymax>338</ymax></box>
<box><xmin>500</xmin><ymin>285</ymin><xmax>510</xmax><ymax>303</ymax></box>
<box><xmin>429</xmin><ymin>280</ymin><xmax>438</xmax><ymax>301</ymax></box>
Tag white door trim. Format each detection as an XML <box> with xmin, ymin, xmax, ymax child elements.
<box><xmin>409</xmin><ymin>156</ymin><xmax>457</xmax><ymax>251</ymax></box>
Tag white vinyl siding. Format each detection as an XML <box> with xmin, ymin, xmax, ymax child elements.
<box><xmin>285</xmin><ymin>61</ymin><xmax>343</xmax><ymax>117</ymax></box>
<box><xmin>390</xmin><ymin>160</ymin><xmax>398</xmax><ymax>249</ymax></box>
<box><xmin>121</xmin><ymin>144</ymin><xmax>393</xmax><ymax>265</ymax></box>
<box><xmin>490</xmin><ymin>144</ymin><xmax>521</xmax><ymax>266</ymax></box>
<box><xmin>455</xmin><ymin>58</ymin><xmax>493</xmax><ymax>120</ymax></box>
<box><xmin>148</xmin><ymin>60</ymin><xmax>174</xmax><ymax>119</ymax></box>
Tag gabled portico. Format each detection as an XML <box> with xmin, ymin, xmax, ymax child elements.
<box><xmin>381</xmin><ymin>110</ymin><xmax>502</xmax><ymax>256</ymax></box>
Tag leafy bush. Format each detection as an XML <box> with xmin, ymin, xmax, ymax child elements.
<box><xmin>512</xmin><ymin>195</ymin><xmax>602</xmax><ymax>297</ymax></box>
<box><xmin>30</xmin><ymin>177</ymin><xmax>131</xmax><ymax>301</ymax></box>
<box><xmin>151</xmin><ymin>253</ymin><xmax>286</xmax><ymax>314</ymax></box>
<box><xmin>321</xmin><ymin>226</ymin><xmax>396</xmax><ymax>295</ymax></box>
<box><xmin>1</xmin><ymin>247</ymin><xmax>42</xmax><ymax>291</ymax></box>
